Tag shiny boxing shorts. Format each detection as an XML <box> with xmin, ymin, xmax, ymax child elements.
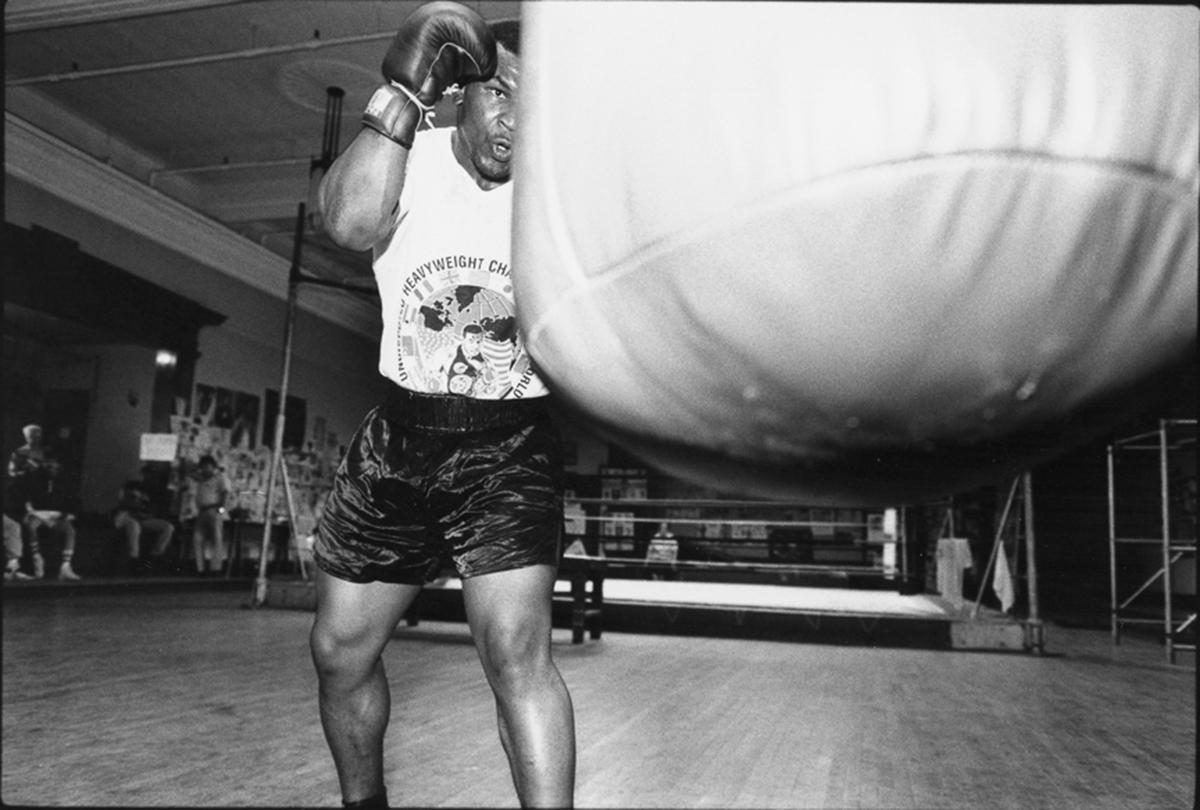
<box><xmin>312</xmin><ymin>386</ymin><xmax>564</xmax><ymax>584</ymax></box>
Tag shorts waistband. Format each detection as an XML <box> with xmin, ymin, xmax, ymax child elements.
<box><xmin>383</xmin><ymin>386</ymin><xmax>548</xmax><ymax>433</ymax></box>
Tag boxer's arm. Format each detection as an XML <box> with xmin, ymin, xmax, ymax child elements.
<box><xmin>318</xmin><ymin>132</ymin><xmax>409</xmax><ymax>253</ymax></box>
<box><xmin>319</xmin><ymin>2</ymin><xmax>496</xmax><ymax>254</ymax></box>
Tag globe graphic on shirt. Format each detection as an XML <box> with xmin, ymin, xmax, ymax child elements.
<box><xmin>414</xmin><ymin>285</ymin><xmax>520</xmax><ymax>396</ymax></box>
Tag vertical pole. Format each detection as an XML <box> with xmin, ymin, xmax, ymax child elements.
<box><xmin>278</xmin><ymin>456</ymin><xmax>308</xmax><ymax>581</ymax></box>
<box><xmin>250</xmin><ymin>202</ymin><xmax>305</xmax><ymax>608</ymax></box>
<box><xmin>1107</xmin><ymin>441</ymin><xmax>1119</xmax><ymax>644</ymax></box>
<box><xmin>972</xmin><ymin>476</ymin><xmax>1019</xmax><ymax>619</ymax></box>
<box><xmin>1159</xmin><ymin>419</ymin><xmax>1174</xmax><ymax>664</ymax></box>
<box><xmin>1022</xmin><ymin>471</ymin><xmax>1044</xmax><ymax>654</ymax></box>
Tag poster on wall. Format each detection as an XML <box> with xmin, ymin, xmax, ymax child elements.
<box><xmin>262</xmin><ymin>389</ymin><xmax>307</xmax><ymax>450</ymax></box>
<box><xmin>165</xmin><ymin>391</ymin><xmax>335</xmax><ymax>525</ymax></box>
<box><xmin>139</xmin><ymin>433</ymin><xmax>179</xmax><ymax>462</ymax></box>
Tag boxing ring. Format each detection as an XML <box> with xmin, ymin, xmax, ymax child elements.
<box><xmin>374</xmin><ymin>563</ymin><xmax>1025</xmax><ymax>652</ymax></box>
<box><xmin>564</xmin><ymin>576</ymin><xmax>948</xmax><ymax>618</ymax></box>
<box><xmin>258</xmin><ymin>551</ymin><xmax>1031</xmax><ymax>651</ymax></box>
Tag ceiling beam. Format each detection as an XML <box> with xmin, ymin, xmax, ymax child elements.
<box><xmin>4</xmin><ymin>0</ymin><xmax>251</xmax><ymax>32</ymax></box>
<box><xmin>7</xmin><ymin>30</ymin><xmax>394</xmax><ymax>86</ymax></box>
<box><xmin>5</xmin><ymin>112</ymin><xmax>377</xmax><ymax>340</ymax></box>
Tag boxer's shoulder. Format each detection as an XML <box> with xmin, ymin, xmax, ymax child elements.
<box><xmin>407</xmin><ymin>127</ymin><xmax>453</xmax><ymax>169</ymax></box>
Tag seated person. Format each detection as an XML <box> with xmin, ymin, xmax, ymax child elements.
<box><xmin>6</xmin><ymin>424</ymin><xmax>80</xmax><ymax>581</ymax></box>
<box><xmin>4</xmin><ymin>514</ymin><xmax>32</xmax><ymax>580</ymax></box>
<box><xmin>114</xmin><ymin>469</ymin><xmax>176</xmax><ymax>575</ymax></box>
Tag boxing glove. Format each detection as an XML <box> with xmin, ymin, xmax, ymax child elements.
<box><xmin>363</xmin><ymin>1</ymin><xmax>497</xmax><ymax>148</ymax></box>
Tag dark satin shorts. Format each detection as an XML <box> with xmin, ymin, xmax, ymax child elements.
<box><xmin>313</xmin><ymin>387</ymin><xmax>564</xmax><ymax>585</ymax></box>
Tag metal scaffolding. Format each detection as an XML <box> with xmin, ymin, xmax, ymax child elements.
<box><xmin>1107</xmin><ymin>418</ymin><xmax>1197</xmax><ymax>665</ymax></box>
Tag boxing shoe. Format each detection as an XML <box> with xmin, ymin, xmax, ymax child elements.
<box><xmin>58</xmin><ymin>561</ymin><xmax>81</xmax><ymax>581</ymax></box>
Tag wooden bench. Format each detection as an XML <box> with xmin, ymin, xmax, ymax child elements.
<box><xmin>403</xmin><ymin>554</ymin><xmax>607</xmax><ymax>644</ymax></box>
<box><xmin>559</xmin><ymin>554</ymin><xmax>606</xmax><ymax>643</ymax></box>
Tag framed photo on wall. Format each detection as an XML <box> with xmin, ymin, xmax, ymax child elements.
<box><xmin>231</xmin><ymin>392</ymin><xmax>260</xmax><ymax>449</ymax></box>
<box><xmin>262</xmin><ymin>389</ymin><xmax>306</xmax><ymax>450</ymax></box>
<box><xmin>193</xmin><ymin>383</ymin><xmax>218</xmax><ymax>426</ymax></box>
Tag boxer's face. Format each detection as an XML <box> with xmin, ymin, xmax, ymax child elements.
<box><xmin>454</xmin><ymin>46</ymin><xmax>519</xmax><ymax>189</ymax></box>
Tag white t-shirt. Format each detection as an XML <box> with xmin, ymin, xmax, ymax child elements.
<box><xmin>373</xmin><ymin>127</ymin><xmax>549</xmax><ymax>400</ymax></box>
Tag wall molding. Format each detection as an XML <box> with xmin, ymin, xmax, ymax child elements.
<box><xmin>5</xmin><ymin>112</ymin><xmax>376</xmax><ymax>340</ymax></box>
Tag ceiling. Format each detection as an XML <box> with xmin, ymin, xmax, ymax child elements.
<box><xmin>4</xmin><ymin>0</ymin><xmax>522</xmax><ymax>331</ymax></box>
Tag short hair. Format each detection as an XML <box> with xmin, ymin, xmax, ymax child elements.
<box><xmin>199</xmin><ymin>455</ymin><xmax>217</xmax><ymax>467</ymax></box>
<box><xmin>490</xmin><ymin>18</ymin><xmax>520</xmax><ymax>56</ymax></box>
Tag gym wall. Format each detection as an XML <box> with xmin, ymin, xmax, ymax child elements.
<box><xmin>5</xmin><ymin>176</ymin><xmax>387</xmax><ymax>513</ymax></box>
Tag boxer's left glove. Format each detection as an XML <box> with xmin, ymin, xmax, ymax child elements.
<box><xmin>363</xmin><ymin>1</ymin><xmax>497</xmax><ymax>148</ymax></box>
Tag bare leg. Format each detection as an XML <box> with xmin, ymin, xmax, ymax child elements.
<box><xmin>462</xmin><ymin>565</ymin><xmax>575</xmax><ymax>808</ymax></box>
<box><xmin>192</xmin><ymin>517</ymin><xmax>207</xmax><ymax>574</ymax></box>
<box><xmin>310</xmin><ymin>570</ymin><xmax>422</xmax><ymax>805</ymax></box>
<box><xmin>211</xmin><ymin>515</ymin><xmax>225</xmax><ymax>572</ymax></box>
<box><xmin>193</xmin><ymin>512</ymin><xmax>222</xmax><ymax>573</ymax></box>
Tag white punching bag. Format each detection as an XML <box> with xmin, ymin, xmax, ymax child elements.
<box><xmin>512</xmin><ymin>3</ymin><xmax>1198</xmax><ymax>505</ymax></box>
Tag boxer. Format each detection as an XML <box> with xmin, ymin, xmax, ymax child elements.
<box><xmin>308</xmin><ymin>3</ymin><xmax>574</xmax><ymax>807</ymax></box>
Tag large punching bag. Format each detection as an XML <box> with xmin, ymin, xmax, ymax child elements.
<box><xmin>511</xmin><ymin>3</ymin><xmax>1198</xmax><ymax>505</ymax></box>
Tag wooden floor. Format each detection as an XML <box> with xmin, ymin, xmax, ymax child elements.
<box><xmin>2</xmin><ymin>586</ymin><xmax>1194</xmax><ymax>808</ymax></box>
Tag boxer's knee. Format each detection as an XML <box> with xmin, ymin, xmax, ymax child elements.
<box><xmin>310</xmin><ymin>617</ymin><xmax>378</xmax><ymax>688</ymax></box>
<box><xmin>474</xmin><ymin>613</ymin><xmax>555</xmax><ymax>700</ymax></box>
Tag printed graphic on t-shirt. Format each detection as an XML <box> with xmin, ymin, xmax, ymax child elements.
<box><xmin>394</xmin><ymin>256</ymin><xmax>539</xmax><ymax>399</ymax></box>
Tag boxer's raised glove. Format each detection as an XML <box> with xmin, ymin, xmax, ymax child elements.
<box><xmin>363</xmin><ymin>1</ymin><xmax>497</xmax><ymax>148</ymax></box>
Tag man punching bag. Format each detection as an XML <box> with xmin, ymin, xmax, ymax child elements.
<box><xmin>511</xmin><ymin>3</ymin><xmax>1198</xmax><ymax>505</ymax></box>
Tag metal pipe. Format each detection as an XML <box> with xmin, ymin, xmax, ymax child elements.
<box><xmin>7</xmin><ymin>30</ymin><xmax>392</xmax><ymax>86</ymax></box>
<box><xmin>320</xmin><ymin>87</ymin><xmax>345</xmax><ymax>169</ymax></box>
<box><xmin>251</xmin><ymin>200</ymin><xmax>305</xmax><ymax>608</ymax></box>
<box><xmin>1118</xmin><ymin>565</ymin><xmax>1170</xmax><ymax>609</ymax></box>
<box><xmin>1107</xmin><ymin>441</ymin><xmax>1119</xmax><ymax>644</ymax></box>
<box><xmin>1022</xmin><ymin>471</ymin><xmax>1044</xmax><ymax>654</ymax></box>
<box><xmin>1159</xmin><ymin>419</ymin><xmax>1174</xmax><ymax>663</ymax></box>
<box><xmin>972</xmin><ymin>476</ymin><xmax>1020</xmax><ymax>619</ymax></box>
<box><xmin>278</xmin><ymin>451</ymin><xmax>307</xmax><ymax>581</ymax></box>
<box><xmin>1111</xmin><ymin>429</ymin><xmax>1162</xmax><ymax>448</ymax></box>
